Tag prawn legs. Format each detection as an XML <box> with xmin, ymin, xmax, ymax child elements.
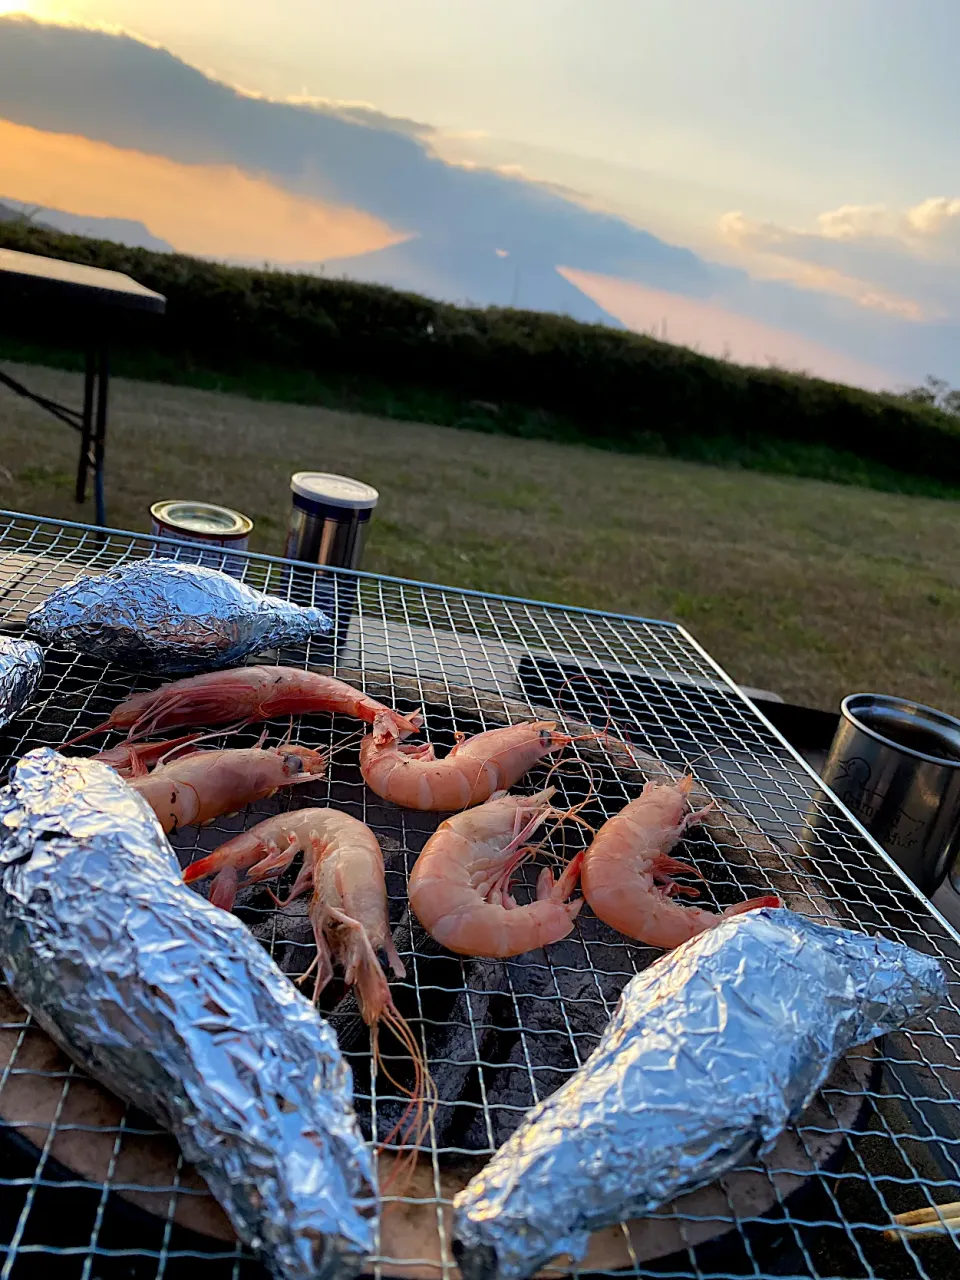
<box><xmin>185</xmin><ymin>809</ymin><xmax>437</xmax><ymax>1186</ymax></box>
<box><xmin>408</xmin><ymin>787</ymin><xmax>586</xmax><ymax>957</ymax></box>
<box><xmin>581</xmin><ymin>775</ymin><xmax>781</xmax><ymax>949</ymax></box>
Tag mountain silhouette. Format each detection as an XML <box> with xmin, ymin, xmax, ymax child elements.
<box><xmin>0</xmin><ymin>200</ymin><xmax>52</xmax><ymax>230</ymax></box>
<box><xmin>0</xmin><ymin>197</ymin><xmax>173</xmax><ymax>253</ymax></box>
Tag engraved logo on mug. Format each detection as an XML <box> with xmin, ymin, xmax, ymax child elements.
<box><xmin>888</xmin><ymin>809</ymin><xmax>924</xmax><ymax>850</ymax></box>
<box><xmin>834</xmin><ymin>756</ymin><xmax>923</xmax><ymax>850</ymax></box>
<box><xmin>834</xmin><ymin>756</ymin><xmax>882</xmax><ymax>821</ymax></box>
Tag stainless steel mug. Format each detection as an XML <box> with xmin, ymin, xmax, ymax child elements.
<box><xmin>282</xmin><ymin>472</ymin><xmax>378</xmax><ymax>663</ymax></box>
<box><xmin>283</xmin><ymin>472</ymin><xmax>379</xmax><ymax>570</ymax></box>
<box><xmin>820</xmin><ymin>693</ymin><xmax>960</xmax><ymax>896</ymax></box>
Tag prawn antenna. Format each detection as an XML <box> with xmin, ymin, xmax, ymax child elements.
<box><xmin>62</xmin><ymin>719</ymin><xmax>114</xmax><ymax>748</ymax></box>
<box><xmin>323</xmin><ymin>728</ymin><xmax>365</xmax><ymax>769</ymax></box>
<box><xmin>539</xmin><ymin>756</ymin><xmax>598</xmax><ymax>859</ymax></box>
<box><xmin>153</xmin><ymin>729</ymin><xmax>219</xmax><ymax>768</ymax></box>
<box><xmin>540</xmin><ymin>669</ymin><xmax>618</xmax><ymax>741</ymax></box>
<box><xmin>540</xmin><ymin>669</ymin><xmax>621</xmax><ymax>757</ymax></box>
<box><xmin>684</xmin><ymin>749</ymin><xmax>713</xmax><ymax>771</ymax></box>
<box><xmin>374</xmin><ymin>1006</ymin><xmax>439</xmax><ymax>1199</ymax></box>
<box><xmin>148</xmin><ymin>715</ymin><xmax>254</xmax><ymax>746</ymax></box>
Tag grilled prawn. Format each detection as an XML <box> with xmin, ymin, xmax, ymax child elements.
<box><xmin>130</xmin><ymin>744</ymin><xmax>326</xmax><ymax>835</ymax></box>
<box><xmin>184</xmin><ymin>808</ymin><xmax>436</xmax><ymax>1168</ymax></box>
<box><xmin>408</xmin><ymin>787</ymin><xmax>584</xmax><ymax>956</ymax></box>
<box><xmin>360</xmin><ymin>717</ymin><xmax>575</xmax><ymax>811</ymax></box>
<box><xmin>581</xmin><ymin>776</ymin><xmax>780</xmax><ymax>949</ymax></box>
<box><xmin>64</xmin><ymin>666</ymin><xmax>422</xmax><ymax>747</ymax></box>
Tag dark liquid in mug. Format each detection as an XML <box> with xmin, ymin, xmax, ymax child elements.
<box><xmin>859</xmin><ymin>710</ymin><xmax>960</xmax><ymax>763</ymax></box>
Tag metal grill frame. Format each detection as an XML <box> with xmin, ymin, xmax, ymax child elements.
<box><xmin>0</xmin><ymin>507</ymin><xmax>957</xmax><ymax>1280</ymax></box>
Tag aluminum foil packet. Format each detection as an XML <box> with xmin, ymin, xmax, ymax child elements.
<box><xmin>0</xmin><ymin>749</ymin><xmax>375</xmax><ymax>1280</ymax></box>
<box><xmin>0</xmin><ymin>636</ymin><xmax>43</xmax><ymax>728</ymax></box>
<box><xmin>453</xmin><ymin>907</ymin><xmax>946</xmax><ymax>1280</ymax></box>
<box><xmin>25</xmin><ymin>558</ymin><xmax>332</xmax><ymax>674</ymax></box>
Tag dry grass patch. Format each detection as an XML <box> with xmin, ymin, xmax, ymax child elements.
<box><xmin>1</xmin><ymin>361</ymin><xmax>958</xmax><ymax>713</ymax></box>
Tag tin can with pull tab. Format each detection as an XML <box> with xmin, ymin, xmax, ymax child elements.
<box><xmin>150</xmin><ymin>501</ymin><xmax>253</xmax><ymax>578</ymax></box>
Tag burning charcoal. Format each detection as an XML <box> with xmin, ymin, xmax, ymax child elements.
<box><xmin>461</xmin><ymin>925</ymin><xmax>640</xmax><ymax>1149</ymax></box>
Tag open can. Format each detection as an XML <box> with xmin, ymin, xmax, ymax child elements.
<box><xmin>150</xmin><ymin>501</ymin><xmax>253</xmax><ymax>578</ymax></box>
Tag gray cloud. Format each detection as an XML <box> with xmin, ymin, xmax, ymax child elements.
<box><xmin>1</xmin><ymin>16</ymin><xmax>957</xmax><ymax>383</ymax></box>
<box><xmin>0</xmin><ymin>18</ymin><xmax>709</xmax><ymax>298</ymax></box>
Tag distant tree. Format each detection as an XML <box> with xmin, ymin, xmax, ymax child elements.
<box><xmin>901</xmin><ymin>375</ymin><xmax>960</xmax><ymax>415</ymax></box>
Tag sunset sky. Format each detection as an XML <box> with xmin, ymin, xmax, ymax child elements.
<box><xmin>3</xmin><ymin>2</ymin><xmax>959</xmax><ymax>388</ymax></box>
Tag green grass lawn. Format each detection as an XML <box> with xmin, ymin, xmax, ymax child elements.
<box><xmin>2</xmin><ymin>359</ymin><xmax>958</xmax><ymax>714</ymax></box>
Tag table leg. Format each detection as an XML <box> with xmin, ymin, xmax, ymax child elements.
<box><xmin>75</xmin><ymin>346</ymin><xmax>96</xmax><ymax>504</ymax></box>
<box><xmin>93</xmin><ymin>341</ymin><xmax>109</xmax><ymax>528</ymax></box>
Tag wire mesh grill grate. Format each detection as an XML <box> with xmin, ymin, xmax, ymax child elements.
<box><xmin>0</xmin><ymin>509</ymin><xmax>957</xmax><ymax>1280</ymax></box>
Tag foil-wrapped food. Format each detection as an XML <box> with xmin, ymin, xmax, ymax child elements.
<box><xmin>454</xmin><ymin>907</ymin><xmax>946</xmax><ymax>1280</ymax></box>
<box><xmin>0</xmin><ymin>636</ymin><xmax>43</xmax><ymax>728</ymax></box>
<box><xmin>25</xmin><ymin>558</ymin><xmax>331</xmax><ymax>674</ymax></box>
<box><xmin>0</xmin><ymin>749</ymin><xmax>375</xmax><ymax>1280</ymax></box>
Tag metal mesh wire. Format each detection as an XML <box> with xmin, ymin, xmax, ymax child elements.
<box><xmin>0</xmin><ymin>509</ymin><xmax>958</xmax><ymax>1280</ymax></box>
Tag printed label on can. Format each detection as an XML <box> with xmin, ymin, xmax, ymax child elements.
<box><xmin>150</xmin><ymin>520</ymin><xmax>249</xmax><ymax>578</ymax></box>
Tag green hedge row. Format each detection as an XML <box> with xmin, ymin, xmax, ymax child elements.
<box><xmin>1</xmin><ymin>219</ymin><xmax>957</xmax><ymax>482</ymax></box>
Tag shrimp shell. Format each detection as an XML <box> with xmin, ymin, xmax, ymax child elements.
<box><xmin>64</xmin><ymin>666</ymin><xmax>422</xmax><ymax>747</ymax></box>
<box><xmin>131</xmin><ymin>744</ymin><xmax>326</xmax><ymax>835</ymax></box>
<box><xmin>581</xmin><ymin>776</ymin><xmax>780</xmax><ymax>949</ymax></box>
<box><xmin>360</xmin><ymin>718</ymin><xmax>573</xmax><ymax>812</ymax></box>
<box><xmin>408</xmin><ymin>787</ymin><xmax>584</xmax><ymax>957</ymax></box>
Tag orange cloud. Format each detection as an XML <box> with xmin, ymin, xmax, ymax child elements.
<box><xmin>560</xmin><ymin>267</ymin><xmax>894</xmax><ymax>391</ymax></box>
<box><xmin>717</xmin><ymin>211</ymin><xmax>927</xmax><ymax>321</ymax></box>
<box><xmin>0</xmin><ymin>117</ymin><xmax>407</xmax><ymax>262</ymax></box>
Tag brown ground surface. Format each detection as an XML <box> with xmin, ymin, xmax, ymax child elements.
<box><xmin>0</xmin><ymin>360</ymin><xmax>958</xmax><ymax>713</ymax></box>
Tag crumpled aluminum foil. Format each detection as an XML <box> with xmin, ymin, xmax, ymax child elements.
<box><xmin>25</xmin><ymin>558</ymin><xmax>331</xmax><ymax>674</ymax></box>
<box><xmin>0</xmin><ymin>749</ymin><xmax>375</xmax><ymax>1280</ymax></box>
<box><xmin>453</xmin><ymin>907</ymin><xmax>947</xmax><ymax>1280</ymax></box>
<box><xmin>0</xmin><ymin>636</ymin><xmax>43</xmax><ymax>728</ymax></box>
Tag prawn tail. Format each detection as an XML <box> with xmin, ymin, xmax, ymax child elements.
<box><xmin>209</xmin><ymin>867</ymin><xmax>240</xmax><ymax>912</ymax></box>
<box><xmin>182</xmin><ymin>852</ymin><xmax>219</xmax><ymax>884</ymax></box>
<box><xmin>724</xmin><ymin>893</ymin><xmax>782</xmax><ymax>918</ymax></box>
<box><xmin>183</xmin><ymin>853</ymin><xmax>242</xmax><ymax>910</ymax></box>
<box><xmin>552</xmin><ymin>848</ymin><xmax>585</xmax><ymax>900</ymax></box>
<box><xmin>401</xmin><ymin>707</ymin><xmax>425</xmax><ymax>736</ymax></box>
<box><xmin>371</xmin><ymin>707</ymin><xmax>423</xmax><ymax>746</ymax></box>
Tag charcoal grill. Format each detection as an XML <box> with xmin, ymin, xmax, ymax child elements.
<box><xmin>0</xmin><ymin>508</ymin><xmax>958</xmax><ymax>1280</ymax></box>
